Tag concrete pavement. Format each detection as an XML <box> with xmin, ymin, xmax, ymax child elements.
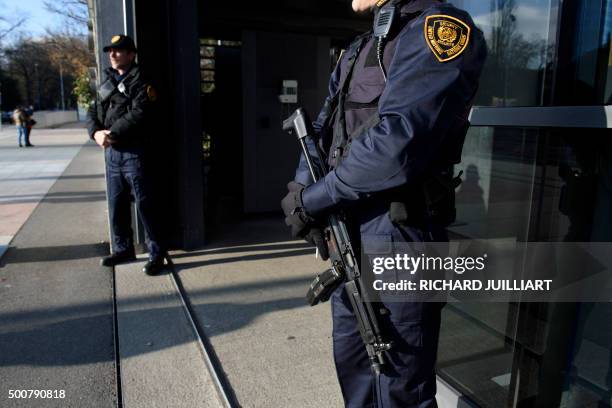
<box><xmin>111</xmin><ymin>216</ymin><xmax>344</xmax><ymax>408</ymax></box>
<box><xmin>0</xmin><ymin>126</ymin><xmax>117</xmax><ymax>407</ymax></box>
<box><xmin>114</xmin><ymin>256</ymin><xmax>227</xmax><ymax>408</ymax></box>
<box><xmin>0</xmin><ymin>124</ymin><xmax>91</xmax><ymax>259</ymax></box>
<box><xmin>171</xmin><ymin>217</ymin><xmax>344</xmax><ymax>408</ymax></box>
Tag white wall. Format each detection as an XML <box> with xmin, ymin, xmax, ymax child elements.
<box><xmin>32</xmin><ymin>111</ymin><xmax>78</xmax><ymax>128</ymax></box>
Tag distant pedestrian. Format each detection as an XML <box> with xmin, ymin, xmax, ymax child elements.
<box><xmin>24</xmin><ymin>107</ymin><xmax>36</xmax><ymax>147</ymax></box>
<box><xmin>12</xmin><ymin>106</ymin><xmax>28</xmax><ymax>148</ymax></box>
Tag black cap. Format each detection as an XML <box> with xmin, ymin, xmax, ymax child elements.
<box><xmin>103</xmin><ymin>35</ymin><xmax>137</xmax><ymax>53</ymax></box>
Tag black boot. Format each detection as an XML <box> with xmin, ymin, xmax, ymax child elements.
<box><xmin>143</xmin><ymin>256</ymin><xmax>166</xmax><ymax>276</ymax></box>
<box><xmin>101</xmin><ymin>251</ymin><xmax>136</xmax><ymax>267</ymax></box>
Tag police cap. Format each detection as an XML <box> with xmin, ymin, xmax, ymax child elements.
<box><xmin>103</xmin><ymin>35</ymin><xmax>137</xmax><ymax>53</ymax></box>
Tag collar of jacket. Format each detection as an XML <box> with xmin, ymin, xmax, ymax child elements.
<box><xmin>401</xmin><ymin>0</ymin><xmax>443</xmax><ymax>13</ymax></box>
<box><xmin>369</xmin><ymin>0</ymin><xmax>441</xmax><ymax>34</ymax></box>
<box><xmin>103</xmin><ymin>63</ymin><xmax>140</xmax><ymax>84</ymax></box>
<box><xmin>376</xmin><ymin>0</ymin><xmax>442</xmax><ymax>12</ymax></box>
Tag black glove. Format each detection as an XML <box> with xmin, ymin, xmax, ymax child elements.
<box><xmin>281</xmin><ymin>182</ymin><xmax>329</xmax><ymax>260</ymax></box>
<box><xmin>281</xmin><ymin>182</ymin><xmax>308</xmax><ymax>235</ymax></box>
<box><xmin>302</xmin><ymin>228</ymin><xmax>329</xmax><ymax>261</ymax></box>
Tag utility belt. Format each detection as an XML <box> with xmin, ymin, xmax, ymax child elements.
<box><xmin>387</xmin><ymin>169</ymin><xmax>463</xmax><ymax>228</ymax></box>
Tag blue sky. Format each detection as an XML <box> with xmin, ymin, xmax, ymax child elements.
<box><xmin>4</xmin><ymin>0</ymin><xmax>66</xmax><ymax>38</ymax></box>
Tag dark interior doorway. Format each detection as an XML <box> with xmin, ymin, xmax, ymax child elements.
<box><xmin>196</xmin><ymin>1</ymin><xmax>368</xmax><ymax>243</ymax></box>
<box><xmin>200</xmin><ymin>39</ymin><xmax>244</xmax><ymax>237</ymax></box>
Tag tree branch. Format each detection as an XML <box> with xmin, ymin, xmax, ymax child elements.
<box><xmin>0</xmin><ymin>17</ymin><xmax>26</xmax><ymax>41</ymax></box>
<box><xmin>43</xmin><ymin>0</ymin><xmax>89</xmax><ymax>26</ymax></box>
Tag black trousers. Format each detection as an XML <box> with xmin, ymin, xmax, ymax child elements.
<box><xmin>331</xmin><ymin>223</ymin><xmax>447</xmax><ymax>408</ymax></box>
<box><xmin>105</xmin><ymin>147</ymin><xmax>163</xmax><ymax>258</ymax></box>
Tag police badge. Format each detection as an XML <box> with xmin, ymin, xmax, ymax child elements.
<box><xmin>424</xmin><ymin>15</ymin><xmax>471</xmax><ymax>62</ymax></box>
<box><xmin>146</xmin><ymin>85</ymin><xmax>157</xmax><ymax>102</ymax></box>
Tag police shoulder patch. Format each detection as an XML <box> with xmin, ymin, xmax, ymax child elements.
<box><xmin>424</xmin><ymin>14</ymin><xmax>471</xmax><ymax>63</ymax></box>
<box><xmin>146</xmin><ymin>85</ymin><xmax>157</xmax><ymax>102</ymax></box>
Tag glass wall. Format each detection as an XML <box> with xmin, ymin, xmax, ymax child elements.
<box><xmin>438</xmin><ymin>126</ymin><xmax>612</xmax><ymax>407</ymax></box>
<box><xmin>439</xmin><ymin>126</ymin><xmax>539</xmax><ymax>407</ymax></box>
<box><xmin>435</xmin><ymin>1</ymin><xmax>612</xmax><ymax>405</ymax></box>
<box><xmin>511</xmin><ymin>129</ymin><xmax>612</xmax><ymax>407</ymax></box>
<box><xmin>555</xmin><ymin>0</ymin><xmax>612</xmax><ymax>105</ymax></box>
<box><xmin>453</xmin><ymin>0</ymin><xmax>560</xmax><ymax>107</ymax></box>
<box><xmin>454</xmin><ymin>0</ymin><xmax>612</xmax><ymax>106</ymax></box>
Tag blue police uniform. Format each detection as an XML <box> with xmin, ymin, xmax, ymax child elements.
<box><xmin>289</xmin><ymin>1</ymin><xmax>487</xmax><ymax>406</ymax></box>
<box><xmin>87</xmin><ymin>64</ymin><xmax>164</xmax><ymax>261</ymax></box>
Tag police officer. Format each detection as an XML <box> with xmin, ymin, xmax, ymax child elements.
<box><xmin>87</xmin><ymin>35</ymin><xmax>166</xmax><ymax>276</ymax></box>
<box><xmin>281</xmin><ymin>0</ymin><xmax>486</xmax><ymax>406</ymax></box>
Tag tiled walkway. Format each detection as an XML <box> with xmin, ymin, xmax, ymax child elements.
<box><xmin>0</xmin><ymin>124</ymin><xmax>90</xmax><ymax>259</ymax></box>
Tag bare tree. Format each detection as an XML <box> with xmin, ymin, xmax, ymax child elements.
<box><xmin>44</xmin><ymin>0</ymin><xmax>89</xmax><ymax>29</ymax></box>
<box><xmin>44</xmin><ymin>28</ymin><xmax>95</xmax><ymax>71</ymax></box>
<box><xmin>5</xmin><ymin>34</ymin><xmax>92</xmax><ymax>109</ymax></box>
<box><xmin>0</xmin><ymin>16</ymin><xmax>25</xmax><ymax>41</ymax></box>
<box><xmin>5</xmin><ymin>39</ymin><xmax>46</xmax><ymax>106</ymax></box>
<box><xmin>486</xmin><ymin>0</ymin><xmax>550</xmax><ymax>105</ymax></box>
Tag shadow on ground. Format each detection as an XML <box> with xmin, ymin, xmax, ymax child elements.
<box><xmin>0</xmin><ymin>242</ymin><xmax>109</xmax><ymax>266</ymax></box>
<box><xmin>0</xmin><ymin>190</ymin><xmax>106</xmax><ymax>205</ymax></box>
<box><xmin>0</xmin><ymin>273</ymin><xmax>313</xmax><ymax>367</ymax></box>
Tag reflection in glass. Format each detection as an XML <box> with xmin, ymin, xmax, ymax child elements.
<box><xmin>451</xmin><ymin>126</ymin><xmax>537</xmax><ymax>240</ymax></box>
<box><xmin>513</xmin><ymin>130</ymin><xmax>612</xmax><ymax>408</ymax></box>
<box><xmin>438</xmin><ymin>127</ymin><xmax>612</xmax><ymax>407</ymax></box>
<box><xmin>555</xmin><ymin>0</ymin><xmax>612</xmax><ymax>105</ymax></box>
<box><xmin>440</xmin><ymin>126</ymin><xmax>538</xmax><ymax>407</ymax></box>
<box><xmin>200</xmin><ymin>58</ymin><xmax>215</xmax><ymax>70</ymax></box>
<box><xmin>201</xmin><ymin>70</ymin><xmax>215</xmax><ymax>82</ymax></box>
<box><xmin>454</xmin><ymin>0</ymin><xmax>558</xmax><ymax>107</ymax></box>
<box><xmin>454</xmin><ymin>0</ymin><xmax>612</xmax><ymax>106</ymax></box>
<box><xmin>201</xmin><ymin>46</ymin><xmax>215</xmax><ymax>58</ymax></box>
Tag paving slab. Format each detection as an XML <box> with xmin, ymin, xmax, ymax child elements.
<box><xmin>172</xmin><ymin>217</ymin><xmax>344</xmax><ymax>408</ymax></box>
<box><xmin>115</xmin><ymin>257</ymin><xmax>226</xmax><ymax>408</ymax></box>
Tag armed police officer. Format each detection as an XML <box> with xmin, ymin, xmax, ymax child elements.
<box><xmin>281</xmin><ymin>0</ymin><xmax>486</xmax><ymax>406</ymax></box>
<box><xmin>87</xmin><ymin>35</ymin><xmax>167</xmax><ymax>276</ymax></box>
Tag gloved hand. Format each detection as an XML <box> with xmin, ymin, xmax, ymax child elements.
<box><xmin>281</xmin><ymin>181</ymin><xmax>329</xmax><ymax>260</ymax></box>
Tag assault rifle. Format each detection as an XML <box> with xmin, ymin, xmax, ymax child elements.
<box><xmin>283</xmin><ymin>108</ymin><xmax>392</xmax><ymax>374</ymax></box>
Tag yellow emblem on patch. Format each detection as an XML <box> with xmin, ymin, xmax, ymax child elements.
<box><xmin>424</xmin><ymin>15</ymin><xmax>471</xmax><ymax>62</ymax></box>
<box><xmin>111</xmin><ymin>35</ymin><xmax>122</xmax><ymax>44</ymax></box>
<box><xmin>146</xmin><ymin>85</ymin><xmax>157</xmax><ymax>102</ymax></box>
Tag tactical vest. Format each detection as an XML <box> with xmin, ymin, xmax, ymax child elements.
<box><xmin>322</xmin><ymin>0</ymin><xmax>469</xmax><ymax>227</ymax></box>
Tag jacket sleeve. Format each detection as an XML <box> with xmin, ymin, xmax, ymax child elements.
<box><xmin>302</xmin><ymin>8</ymin><xmax>486</xmax><ymax>215</ymax></box>
<box><xmin>108</xmin><ymin>82</ymin><xmax>153</xmax><ymax>140</ymax></box>
<box><xmin>293</xmin><ymin>57</ymin><xmax>342</xmax><ymax>186</ymax></box>
<box><xmin>86</xmin><ymin>100</ymin><xmax>102</xmax><ymax>139</ymax></box>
